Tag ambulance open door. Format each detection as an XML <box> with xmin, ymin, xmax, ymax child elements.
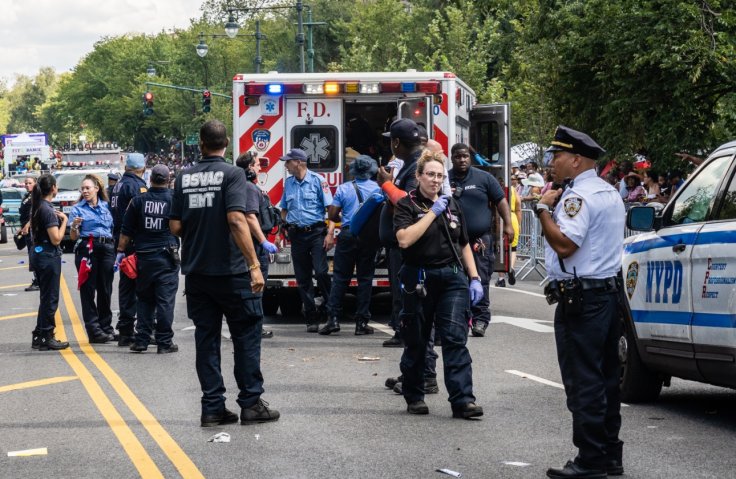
<box><xmin>470</xmin><ymin>103</ymin><xmax>511</xmax><ymax>273</ymax></box>
<box><xmin>398</xmin><ymin>98</ymin><xmax>432</xmax><ymax>133</ymax></box>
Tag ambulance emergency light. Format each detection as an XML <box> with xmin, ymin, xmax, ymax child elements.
<box><xmin>266</xmin><ymin>84</ymin><xmax>284</xmax><ymax>95</ymax></box>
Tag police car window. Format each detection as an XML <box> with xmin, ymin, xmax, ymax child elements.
<box><xmin>670</xmin><ymin>156</ymin><xmax>730</xmax><ymax>225</ymax></box>
<box><xmin>290</xmin><ymin>126</ymin><xmax>338</xmax><ymax>171</ymax></box>
<box><xmin>715</xmin><ymin>165</ymin><xmax>736</xmax><ymax>221</ymax></box>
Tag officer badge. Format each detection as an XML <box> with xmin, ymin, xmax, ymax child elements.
<box><xmin>252</xmin><ymin>129</ymin><xmax>271</xmax><ymax>151</ymax></box>
<box><xmin>563</xmin><ymin>197</ymin><xmax>583</xmax><ymax>217</ymax></box>
<box><xmin>625</xmin><ymin>261</ymin><xmax>639</xmax><ymax>300</ymax></box>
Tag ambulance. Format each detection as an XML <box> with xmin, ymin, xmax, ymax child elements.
<box><xmin>232</xmin><ymin>70</ymin><xmax>511</xmax><ymax>316</ymax></box>
<box><xmin>621</xmin><ymin>139</ymin><xmax>736</xmax><ymax>401</ymax></box>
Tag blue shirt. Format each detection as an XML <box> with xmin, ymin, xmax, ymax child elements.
<box><xmin>69</xmin><ymin>199</ymin><xmax>114</xmax><ymax>239</ymax></box>
<box><xmin>280</xmin><ymin>170</ymin><xmax>333</xmax><ymax>227</ymax></box>
<box><xmin>332</xmin><ymin>179</ymin><xmax>380</xmax><ymax>227</ymax></box>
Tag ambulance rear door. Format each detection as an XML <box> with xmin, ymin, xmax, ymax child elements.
<box><xmin>397</xmin><ymin>97</ymin><xmax>432</xmax><ymax>132</ymax></box>
<box><xmin>470</xmin><ymin>103</ymin><xmax>511</xmax><ymax>273</ymax></box>
<box><xmin>284</xmin><ymin>98</ymin><xmax>343</xmax><ymax>190</ymax></box>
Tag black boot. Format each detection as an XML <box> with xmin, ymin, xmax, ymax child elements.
<box><xmin>318</xmin><ymin>316</ymin><xmax>340</xmax><ymax>335</ymax></box>
<box><xmin>354</xmin><ymin>318</ymin><xmax>374</xmax><ymax>335</ymax></box>
<box><xmin>38</xmin><ymin>331</ymin><xmax>69</xmax><ymax>351</ymax></box>
<box><xmin>31</xmin><ymin>330</ymin><xmax>41</xmax><ymax>349</ymax></box>
<box><xmin>25</xmin><ymin>278</ymin><xmax>40</xmax><ymax>292</ymax></box>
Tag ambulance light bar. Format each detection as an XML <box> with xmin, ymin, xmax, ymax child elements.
<box><xmin>245</xmin><ymin>80</ymin><xmax>440</xmax><ymax>96</ymax></box>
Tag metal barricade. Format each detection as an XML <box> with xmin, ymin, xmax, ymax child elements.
<box><xmin>515</xmin><ymin>207</ymin><xmax>546</xmax><ymax>281</ymax></box>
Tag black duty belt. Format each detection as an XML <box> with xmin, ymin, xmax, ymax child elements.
<box><xmin>93</xmin><ymin>237</ymin><xmax>115</xmax><ymax>244</ymax></box>
<box><xmin>289</xmin><ymin>222</ymin><xmax>324</xmax><ymax>233</ymax></box>
<box><xmin>548</xmin><ymin>277</ymin><xmax>618</xmax><ymax>292</ymax></box>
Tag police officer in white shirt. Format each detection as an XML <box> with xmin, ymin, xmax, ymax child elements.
<box><xmin>536</xmin><ymin>126</ymin><xmax>625</xmax><ymax>479</ymax></box>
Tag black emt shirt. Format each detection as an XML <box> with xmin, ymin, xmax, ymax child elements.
<box><xmin>170</xmin><ymin>156</ymin><xmax>250</xmax><ymax>276</ymax></box>
<box><xmin>121</xmin><ymin>187</ymin><xmax>178</xmax><ymax>252</ymax></box>
<box><xmin>393</xmin><ymin>189</ymin><xmax>468</xmax><ymax>268</ymax></box>
<box><xmin>448</xmin><ymin>166</ymin><xmax>505</xmax><ymax>239</ymax></box>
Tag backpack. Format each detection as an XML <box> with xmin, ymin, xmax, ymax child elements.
<box><xmin>258</xmin><ymin>190</ymin><xmax>281</xmax><ymax>234</ymax></box>
<box><xmin>350</xmin><ymin>181</ymin><xmax>384</xmax><ymax>249</ymax></box>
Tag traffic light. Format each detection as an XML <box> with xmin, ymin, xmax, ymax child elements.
<box><xmin>202</xmin><ymin>90</ymin><xmax>211</xmax><ymax>113</ymax></box>
<box><xmin>142</xmin><ymin>91</ymin><xmax>154</xmax><ymax>116</ymax></box>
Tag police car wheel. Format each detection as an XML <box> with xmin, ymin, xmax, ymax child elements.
<box><xmin>262</xmin><ymin>291</ymin><xmax>279</xmax><ymax>316</ymax></box>
<box><xmin>619</xmin><ymin>314</ymin><xmax>663</xmax><ymax>403</ymax></box>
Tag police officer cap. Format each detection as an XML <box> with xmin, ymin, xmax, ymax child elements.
<box><xmin>151</xmin><ymin>164</ymin><xmax>170</xmax><ymax>183</ymax></box>
<box><xmin>382</xmin><ymin>118</ymin><xmax>421</xmax><ymax>141</ymax></box>
<box><xmin>126</xmin><ymin>152</ymin><xmax>146</xmax><ymax>169</ymax></box>
<box><xmin>350</xmin><ymin>155</ymin><xmax>378</xmax><ymax>180</ymax></box>
<box><xmin>107</xmin><ymin>172</ymin><xmax>120</xmax><ymax>181</ymax></box>
<box><xmin>279</xmin><ymin>148</ymin><xmax>308</xmax><ymax>162</ymax></box>
<box><xmin>545</xmin><ymin>125</ymin><xmax>606</xmax><ymax>160</ymax></box>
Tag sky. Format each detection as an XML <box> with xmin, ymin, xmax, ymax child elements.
<box><xmin>1</xmin><ymin>0</ymin><xmax>205</xmax><ymax>87</ymax></box>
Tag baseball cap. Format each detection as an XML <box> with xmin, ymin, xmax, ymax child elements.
<box><xmin>279</xmin><ymin>148</ymin><xmax>308</xmax><ymax>162</ymax></box>
<box><xmin>150</xmin><ymin>164</ymin><xmax>170</xmax><ymax>183</ymax></box>
<box><xmin>107</xmin><ymin>172</ymin><xmax>120</xmax><ymax>181</ymax></box>
<box><xmin>126</xmin><ymin>152</ymin><xmax>146</xmax><ymax>169</ymax></box>
<box><xmin>382</xmin><ymin>118</ymin><xmax>421</xmax><ymax>141</ymax></box>
<box><xmin>545</xmin><ymin>125</ymin><xmax>606</xmax><ymax>160</ymax></box>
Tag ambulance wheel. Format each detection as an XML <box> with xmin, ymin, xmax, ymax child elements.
<box><xmin>619</xmin><ymin>313</ymin><xmax>663</xmax><ymax>403</ymax></box>
<box><xmin>262</xmin><ymin>291</ymin><xmax>279</xmax><ymax>317</ymax></box>
<box><xmin>277</xmin><ymin>289</ymin><xmax>302</xmax><ymax>317</ymax></box>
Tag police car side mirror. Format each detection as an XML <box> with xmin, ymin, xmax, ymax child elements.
<box><xmin>627</xmin><ymin>206</ymin><xmax>655</xmax><ymax>232</ymax></box>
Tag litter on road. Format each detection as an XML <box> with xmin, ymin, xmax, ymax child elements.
<box><xmin>207</xmin><ymin>432</ymin><xmax>231</xmax><ymax>443</ymax></box>
<box><xmin>436</xmin><ymin>468</ymin><xmax>462</xmax><ymax>477</ymax></box>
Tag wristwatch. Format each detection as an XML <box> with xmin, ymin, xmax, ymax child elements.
<box><xmin>534</xmin><ymin>203</ymin><xmax>551</xmax><ymax>218</ymax></box>
<box><xmin>470</xmin><ymin>276</ymin><xmax>481</xmax><ymax>282</ymax></box>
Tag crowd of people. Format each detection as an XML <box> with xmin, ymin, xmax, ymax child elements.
<box><xmin>16</xmin><ymin>116</ymin><xmax>707</xmax><ymax>478</ymax></box>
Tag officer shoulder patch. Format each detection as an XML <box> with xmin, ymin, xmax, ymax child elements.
<box><xmin>140</xmin><ymin>187</ymin><xmax>148</xmax><ymax>193</ymax></box>
<box><xmin>321</xmin><ymin>181</ymin><xmax>330</xmax><ymax>194</ymax></box>
<box><xmin>563</xmin><ymin>196</ymin><xmax>583</xmax><ymax>217</ymax></box>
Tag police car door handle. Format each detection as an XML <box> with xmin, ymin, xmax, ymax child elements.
<box><xmin>672</xmin><ymin>243</ymin><xmax>686</xmax><ymax>253</ymax></box>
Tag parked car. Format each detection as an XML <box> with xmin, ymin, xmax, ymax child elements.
<box><xmin>0</xmin><ymin>187</ymin><xmax>26</xmax><ymax>227</ymax></box>
<box><xmin>620</xmin><ymin>139</ymin><xmax>736</xmax><ymax>402</ymax></box>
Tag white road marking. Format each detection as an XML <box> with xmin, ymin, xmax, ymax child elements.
<box><xmin>491</xmin><ymin>286</ymin><xmax>546</xmax><ymax>298</ymax></box>
<box><xmin>505</xmin><ymin>370</ymin><xmax>564</xmax><ymax>389</ymax></box>
<box><xmin>503</xmin><ymin>462</ymin><xmax>531</xmax><ymax>467</ymax></box>
<box><xmin>493</xmin><ymin>316</ymin><xmax>555</xmax><ymax>333</ymax></box>
<box><xmin>370</xmin><ymin>322</ymin><xmax>394</xmax><ymax>336</ymax></box>
<box><xmin>8</xmin><ymin>447</ymin><xmax>48</xmax><ymax>457</ymax></box>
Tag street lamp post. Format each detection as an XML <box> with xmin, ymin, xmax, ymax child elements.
<box><xmin>146</xmin><ymin>60</ymin><xmax>171</xmax><ymax>77</ymax></box>
<box><xmin>197</xmin><ymin>28</ymin><xmax>266</xmax><ymax>74</ymax></box>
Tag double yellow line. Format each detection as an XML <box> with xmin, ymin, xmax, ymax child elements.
<box><xmin>56</xmin><ymin>274</ymin><xmax>203</xmax><ymax>478</ymax></box>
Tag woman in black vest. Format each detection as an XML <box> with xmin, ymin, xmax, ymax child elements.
<box><xmin>30</xmin><ymin>174</ymin><xmax>69</xmax><ymax>351</ymax></box>
<box><xmin>393</xmin><ymin>151</ymin><xmax>484</xmax><ymax>418</ymax></box>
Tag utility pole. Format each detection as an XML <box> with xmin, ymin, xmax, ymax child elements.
<box><xmin>296</xmin><ymin>0</ymin><xmax>305</xmax><ymax>73</ymax></box>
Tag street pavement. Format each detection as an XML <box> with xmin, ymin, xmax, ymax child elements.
<box><xmin>1</xmin><ymin>243</ymin><xmax>735</xmax><ymax>478</ymax></box>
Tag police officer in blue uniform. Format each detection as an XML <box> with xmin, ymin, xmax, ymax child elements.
<box><xmin>448</xmin><ymin>143</ymin><xmax>514</xmax><ymax>337</ymax></box>
<box><xmin>537</xmin><ymin>126</ymin><xmax>625</xmax><ymax>479</ymax></box>
<box><xmin>111</xmin><ymin>153</ymin><xmax>148</xmax><ymax>346</ymax></box>
<box><xmin>170</xmin><ymin>120</ymin><xmax>279</xmax><ymax>427</ymax></box>
<box><xmin>279</xmin><ymin>148</ymin><xmax>333</xmax><ymax>332</ymax></box>
<box><xmin>107</xmin><ymin>172</ymin><xmax>120</xmax><ymax>202</ymax></box>
<box><xmin>118</xmin><ymin>164</ymin><xmax>180</xmax><ymax>354</ymax></box>
<box><xmin>319</xmin><ymin>155</ymin><xmax>381</xmax><ymax>335</ymax></box>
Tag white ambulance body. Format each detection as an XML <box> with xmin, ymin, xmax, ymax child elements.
<box><xmin>232</xmin><ymin>70</ymin><xmax>511</xmax><ymax>316</ymax></box>
<box><xmin>620</xmin><ymin>139</ymin><xmax>736</xmax><ymax>401</ymax></box>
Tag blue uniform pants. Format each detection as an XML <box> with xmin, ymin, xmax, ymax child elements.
<box><xmin>554</xmin><ymin>289</ymin><xmax>622</xmax><ymax>468</ymax></box>
<box><xmin>185</xmin><ymin>273</ymin><xmax>264</xmax><ymax>415</ymax></box>
<box><xmin>32</xmin><ymin>247</ymin><xmax>61</xmax><ymax>333</ymax></box>
<box><xmin>289</xmin><ymin>227</ymin><xmax>331</xmax><ymax>318</ymax></box>
<box><xmin>135</xmin><ymin>250</ymin><xmax>179</xmax><ymax>348</ymax></box>
<box><xmin>326</xmin><ymin>227</ymin><xmax>376</xmax><ymax>320</ymax></box>
<box><xmin>116</xmin><ymin>268</ymin><xmax>138</xmax><ymax>336</ymax></box>
<box><xmin>399</xmin><ymin>264</ymin><xmax>474</xmax><ymax>407</ymax></box>
<box><xmin>75</xmin><ymin>242</ymin><xmax>115</xmax><ymax>338</ymax></box>
<box><xmin>470</xmin><ymin>233</ymin><xmax>494</xmax><ymax>326</ymax></box>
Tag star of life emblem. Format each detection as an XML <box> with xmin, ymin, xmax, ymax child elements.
<box><xmin>261</xmin><ymin>97</ymin><xmax>279</xmax><ymax>116</ymax></box>
<box><xmin>300</xmin><ymin>133</ymin><xmax>330</xmax><ymax>164</ymax></box>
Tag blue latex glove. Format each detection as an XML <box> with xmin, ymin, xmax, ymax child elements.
<box><xmin>430</xmin><ymin>195</ymin><xmax>449</xmax><ymax>216</ymax></box>
<box><xmin>114</xmin><ymin>252</ymin><xmax>125</xmax><ymax>272</ymax></box>
<box><xmin>261</xmin><ymin>240</ymin><xmax>278</xmax><ymax>254</ymax></box>
<box><xmin>469</xmin><ymin>279</ymin><xmax>484</xmax><ymax>306</ymax></box>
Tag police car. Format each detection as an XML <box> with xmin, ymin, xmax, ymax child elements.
<box><xmin>621</xmin><ymin>139</ymin><xmax>736</xmax><ymax>402</ymax></box>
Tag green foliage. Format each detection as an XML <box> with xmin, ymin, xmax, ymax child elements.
<box><xmin>3</xmin><ymin>0</ymin><xmax>732</xmax><ymax>171</ymax></box>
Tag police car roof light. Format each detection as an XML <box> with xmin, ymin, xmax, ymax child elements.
<box><xmin>266</xmin><ymin>83</ymin><xmax>284</xmax><ymax>95</ymax></box>
<box><xmin>359</xmin><ymin>82</ymin><xmax>380</xmax><ymax>94</ymax></box>
<box><xmin>400</xmin><ymin>82</ymin><xmax>416</xmax><ymax>93</ymax></box>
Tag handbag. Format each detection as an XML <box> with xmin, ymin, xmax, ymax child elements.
<box><xmin>120</xmin><ymin>253</ymin><xmax>138</xmax><ymax>279</ymax></box>
<box><xmin>14</xmin><ymin>232</ymin><xmax>27</xmax><ymax>250</ymax></box>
